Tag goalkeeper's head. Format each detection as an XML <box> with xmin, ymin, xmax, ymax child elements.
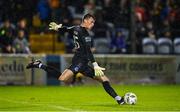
<box><xmin>81</xmin><ymin>13</ymin><xmax>95</xmax><ymax>30</ymax></box>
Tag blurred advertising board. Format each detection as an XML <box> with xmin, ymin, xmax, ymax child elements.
<box><xmin>0</xmin><ymin>54</ymin><xmax>46</xmax><ymax>85</ymax></box>
<box><xmin>61</xmin><ymin>54</ymin><xmax>176</xmax><ymax>84</ymax></box>
<box><xmin>0</xmin><ymin>54</ymin><xmax>32</xmax><ymax>85</ymax></box>
<box><xmin>30</xmin><ymin>54</ymin><xmax>47</xmax><ymax>85</ymax></box>
<box><xmin>176</xmin><ymin>56</ymin><xmax>180</xmax><ymax>84</ymax></box>
<box><xmin>0</xmin><ymin>54</ymin><xmax>178</xmax><ymax>85</ymax></box>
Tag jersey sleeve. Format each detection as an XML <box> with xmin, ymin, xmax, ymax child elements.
<box><xmin>84</xmin><ymin>36</ymin><xmax>95</xmax><ymax>63</ymax></box>
<box><xmin>58</xmin><ymin>26</ymin><xmax>74</xmax><ymax>33</ymax></box>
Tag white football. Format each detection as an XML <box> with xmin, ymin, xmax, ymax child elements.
<box><xmin>124</xmin><ymin>92</ymin><xmax>137</xmax><ymax>105</ymax></box>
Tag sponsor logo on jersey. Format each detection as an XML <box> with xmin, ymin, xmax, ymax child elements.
<box><xmin>74</xmin><ymin>66</ymin><xmax>79</xmax><ymax>72</ymax></box>
<box><xmin>85</xmin><ymin>37</ymin><xmax>91</xmax><ymax>42</ymax></box>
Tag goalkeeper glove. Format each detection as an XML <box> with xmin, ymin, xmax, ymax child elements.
<box><xmin>49</xmin><ymin>22</ymin><xmax>62</xmax><ymax>31</ymax></box>
<box><xmin>93</xmin><ymin>62</ymin><xmax>105</xmax><ymax>77</ymax></box>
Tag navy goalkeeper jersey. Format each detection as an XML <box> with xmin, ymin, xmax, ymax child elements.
<box><xmin>59</xmin><ymin>25</ymin><xmax>95</xmax><ymax>64</ymax></box>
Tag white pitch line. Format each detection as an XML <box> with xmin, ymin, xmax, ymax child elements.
<box><xmin>0</xmin><ymin>98</ymin><xmax>86</xmax><ymax>112</ymax></box>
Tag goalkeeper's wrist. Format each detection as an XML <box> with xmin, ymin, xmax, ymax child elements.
<box><xmin>57</xmin><ymin>24</ymin><xmax>62</xmax><ymax>29</ymax></box>
<box><xmin>92</xmin><ymin>62</ymin><xmax>98</xmax><ymax>68</ymax></box>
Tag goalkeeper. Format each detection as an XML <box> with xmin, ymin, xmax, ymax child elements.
<box><xmin>26</xmin><ymin>13</ymin><xmax>124</xmax><ymax>105</ymax></box>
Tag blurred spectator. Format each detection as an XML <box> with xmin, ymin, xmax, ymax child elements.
<box><xmin>135</xmin><ymin>0</ymin><xmax>148</xmax><ymax>23</ymax></box>
<box><xmin>93</xmin><ymin>9</ymin><xmax>109</xmax><ymax>38</ymax></box>
<box><xmin>64</xmin><ymin>0</ymin><xmax>85</xmax><ymax>14</ymax></box>
<box><xmin>84</xmin><ymin>0</ymin><xmax>97</xmax><ymax>14</ymax></box>
<box><xmin>110</xmin><ymin>29</ymin><xmax>126</xmax><ymax>53</ymax></box>
<box><xmin>103</xmin><ymin>0</ymin><xmax>117</xmax><ymax>24</ymax></box>
<box><xmin>72</xmin><ymin>17</ymin><xmax>82</xmax><ymax>25</ymax></box>
<box><xmin>0</xmin><ymin>19</ymin><xmax>16</xmax><ymax>39</ymax></box>
<box><xmin>0</xmin><ymin>19</ymin><xmax>16</xmax><ymax>53</ymax></box>
<box><xmin>13</xmin><ymin>30</ymin><xmax>31</xmax><ymax>54</ymax></box>
<box><xmin>17</xmin><ymin>18</ymin><xmax>29</xmax><ymax>40</ymax></box>
<box><xmin>159</xmin><ymin>19</ymin><xmax>171</xmax><ymax>37</ymax></box>
<box><xmin>114</xmin><ymin>0</ymin><xmax>130</xmax><ymax>28</ymax></box>
<box><xmin>37</xmin><ymin>0</ymin><xmax>51</xmax><ymax>24</ymax></box>
<box><xmin>135</xmin><ymin>0</ymin><xmax>180</xmax><ymax>54</ymax></box>
<box><xmin>164</xmin><ymin>30</ymin><xmax>172</xmax><ymax>39</ymax></box>
<box><xmin>49</xmin><ymin>0</ymin><xmax>72</xmax><ymax>25</ymax></box>
<box><xmin>2</xmin><ymin>44</ymin><xmax>15</xmax><ymax>53</ymax></box>
<box><xmin>0</xmin><ymin>0</ymin><xmax>179</xmax><ymax>54</ymax></box>
<box><xmin>0</xmin><ymin>28</ymin><xmax>15</xmax><ymax>53</ymax></box>
<box><xmin>146</xmin><ymin>21</ymin><xmax>156</xmax><ymax>39</ymax></box>
<box><xmin>0</xmin><ymin>1</ymin><xmax>36</xmax><ymax>24</ymax></box>
<box><xmin>147</xmin><ymin>30</ymin><xmax>156</xmax><ymax>39</ymax></box>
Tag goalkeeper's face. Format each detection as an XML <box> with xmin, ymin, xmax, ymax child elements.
<box><xmin>83</xmin><ymin>17</ymin><xmax>95</xmax><ymax>30</ymax></box>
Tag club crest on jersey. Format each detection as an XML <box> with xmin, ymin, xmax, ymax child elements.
<box><xmin>74</xmin><ymin>66</ymin><xmax>79</xmax><ymax>72</ymax></box>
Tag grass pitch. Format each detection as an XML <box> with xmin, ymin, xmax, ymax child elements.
<box><xmin>0</xmin><ymin>85</ymin><xmax>180</xmax><ymax>111</ymax></box>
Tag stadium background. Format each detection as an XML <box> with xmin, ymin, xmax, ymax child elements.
<box><xmin>0</xmin><ymin>0</ymin><xmax>180</xmax><ymax>111</ymax></box>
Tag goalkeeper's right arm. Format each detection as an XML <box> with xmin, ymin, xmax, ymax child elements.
<box><xmin>49</xmin><ymin>22</ymin><xmax>74</xmax><ymax>33</ymax></box>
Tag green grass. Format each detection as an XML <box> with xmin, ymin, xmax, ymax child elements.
<box><xmin>0</xmin><ymin>85</ymin><xmax>180</xmax><ymax>111</ymax></box>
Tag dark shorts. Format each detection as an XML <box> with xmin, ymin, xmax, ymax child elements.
<box><xmin>68</xmin><ymin>63</ymin><xmax>95</xmax><ymax>78</ymax></box>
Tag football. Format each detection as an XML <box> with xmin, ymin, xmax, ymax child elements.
<box><xmin>124</xmin><ymin>92</ymin><xmax>137</xmax><ymax>105</ymax></box>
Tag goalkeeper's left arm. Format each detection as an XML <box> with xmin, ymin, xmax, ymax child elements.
<box><xmin>84</xmin><ymin>37</ymin><xmax>106</xmax><ymax>77</ymax></box>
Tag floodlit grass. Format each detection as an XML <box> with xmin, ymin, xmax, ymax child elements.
<box><xmin>0</xmin><ymin>85</ymin><xmax>180</xmax><ymax>111</ymax></box>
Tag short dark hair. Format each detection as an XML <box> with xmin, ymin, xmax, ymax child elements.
<box><xmin>82</xmin><ymin>13</ymin><xmax>95</xmax><ymax>21</ymax></box>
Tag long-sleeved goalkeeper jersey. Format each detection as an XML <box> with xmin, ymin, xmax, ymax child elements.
<box><xmin>59</xmin><ymin>25</ymin><xmax>95</xmax><ymax>64</ymax></box>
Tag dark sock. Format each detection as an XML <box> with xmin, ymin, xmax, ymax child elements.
<box><xmin>40</xmin><ymin>64</ymin><xmax>61</xmax><ymax>79</ymax></box>
<box><xmin>102</xmin><ymin>81</ymin><xmax>119</xmax><ymax>99</ymax></box>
